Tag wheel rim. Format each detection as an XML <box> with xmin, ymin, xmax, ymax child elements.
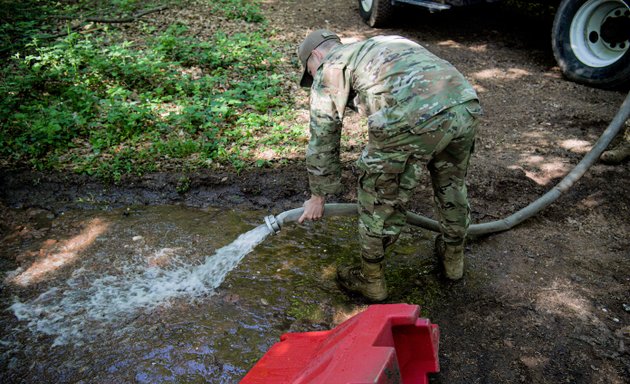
<box><xmin>361</xmin><ymin>0</ymin><xmax>373</xmax><ymax>13</ymax></box>
<box><xmin>570</xmin><ymin>0</ymin><xmax>630</xmax><ymax>67</ymax></box>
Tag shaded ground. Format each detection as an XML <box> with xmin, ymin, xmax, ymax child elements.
<box><xmin>1</xmin><ymin>0</ymin><xmax>629</xmax><ymax>383</ymax></box>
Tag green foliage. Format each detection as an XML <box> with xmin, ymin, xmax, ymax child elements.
<box><xmin>208</xmin><ymin>0</ymin><xmax>265</xmax><ymax>23</ymax></box>
<box><xmin>0</xmin><ymin>0</ymin><xmax>304</xmax><ymax>180</ymax></box>
<box><xmin>0</xmin><ymin>0</ymin><xmax>171</xmax><ymax>55</ymax></box>
<box><xmin>153</xmin><ymin>25</ymin><xmax>278</xmax><ymax>73</ymax></box>
<box><xmin>0</xmin><ymin>0</ymin><xmax>56</xmax><ymax>55</ymax></box>
<box><xmin>111</xmin><ymin>0</ymin><xmax>141</xmax><ymax>13</ymax></box>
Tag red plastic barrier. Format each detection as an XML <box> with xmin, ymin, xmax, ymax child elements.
<box><xmin>241</xmin><ymin>303</ymin><xmax>439</xmax><ymax>384</ymax></box>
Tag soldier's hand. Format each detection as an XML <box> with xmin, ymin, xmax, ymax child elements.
<box><xmin>298</xmin><ymin>195</ymin><xmax>325</xmax><ymax>223</ymax></box>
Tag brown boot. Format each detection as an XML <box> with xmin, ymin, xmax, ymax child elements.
<box><xmin>600</xmin><ymin>141</ymin><xmax>630</xmax><ymax>164</ymax></box>
<box><xmin>337</xmin><ymin>260</ymin><xmax>388</xmax><ymax>302</ymax></box>
<box><xmin>435</xmin><ymin>235</ymin><xmax>464</xmax><ymax>280</ymax></box>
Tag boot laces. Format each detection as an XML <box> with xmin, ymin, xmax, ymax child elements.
<box><xmin>350</xmin><ymin>266</ymin><xmax>368</xmax><ymax>281</ymax></box>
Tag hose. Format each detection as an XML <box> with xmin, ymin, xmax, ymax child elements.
<box><xmin>265</xmin><ymin>91</ymin><xmax>630</xmax><ymax>236</ymax></box>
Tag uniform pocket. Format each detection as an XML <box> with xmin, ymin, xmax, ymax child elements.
<box><xmin>358</xmin><ymin>171</ymin><xmax>400</xmax><ymax>213</ymax></box>
<box><xmin>411</xmin><ymin>112</ymin><xmax>451</xmax><ymax>135</ymax></box>
<box><xmin>358</xmin><ymin>171</ymin><xmax>376</xmax><ymax>212</ymax></box>
<box><xmin>367</xmin><ymin>109</ymin><xmax>390</xmax><ymax>142</ymax></box>
<box><xmin>357</xmin><ymin>150</ymin><xmax>409</xmax><ymax>174</ymax></box>
<box><xmin>374</xmin><ymin>173</ymin><xmax>399</xmax><ymax>201</ymax></box>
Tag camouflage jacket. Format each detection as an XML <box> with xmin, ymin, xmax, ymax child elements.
<box><xmin>306</xmin><ymin>35</ymin><xmax>478</xmax><ymax>196</ymax></box>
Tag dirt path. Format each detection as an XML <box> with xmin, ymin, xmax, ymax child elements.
<box><xmin>1</xmin><ymin>1</ymin><xmax>629</xmax><ymax>382</ymax></box>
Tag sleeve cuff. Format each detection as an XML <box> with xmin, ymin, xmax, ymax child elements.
<box><xmin>309</xmin><ymin>174</ymin><xmax>343</xmax><ymax>196</ymax></box>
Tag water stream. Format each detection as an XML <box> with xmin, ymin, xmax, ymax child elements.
<box><xmin>10</xmin><ymin>223</ymin><xmax>272</xmax><ymax>347</ymax></box>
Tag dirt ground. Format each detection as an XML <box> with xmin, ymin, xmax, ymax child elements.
<box><xmin>1</xmin><ymin>0</ymin><xmax>629</xmax><ymax>383</ymax></box>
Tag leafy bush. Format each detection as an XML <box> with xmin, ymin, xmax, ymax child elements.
<box><xmin>0</xmin><ymin>0</ymin><xmax>303</xmax><ymax>180</ymax></box>
<box><xmin>209</xmin><ymin>0</ymin><xmax>265</xmax><ymax>23</ymax></box>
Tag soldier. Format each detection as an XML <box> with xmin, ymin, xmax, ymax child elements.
<box><xmin>296</xmin><ymin>30</ymin><xmax>481</xmax><ymax>301</ymax></box>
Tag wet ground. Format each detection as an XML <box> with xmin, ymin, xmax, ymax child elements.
<box><xmin>0</xmin><ymin>205</ymin><xmax>436</xmax><ymax>383</ymax></box>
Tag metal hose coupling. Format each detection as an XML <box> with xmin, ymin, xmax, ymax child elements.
<box><xmin>264</xmin><ymin>215</ymin><xmax>281</xmax><ymax>234</ymax></box>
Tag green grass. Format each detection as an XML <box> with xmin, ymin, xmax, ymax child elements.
<box><xmin>0</xmin><ymin>0</ymin><xmax>304</xmax><ymax>181</ymax></box>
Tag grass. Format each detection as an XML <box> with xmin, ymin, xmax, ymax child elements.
<box><xmin>0</xmin><ymin>0</ymin><xmax>306</xmax><ymax>181</ymax></box>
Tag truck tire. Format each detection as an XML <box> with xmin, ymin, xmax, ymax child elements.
<box><xmin>358</xmin><ymin>0</ymin><xmax>394</xmax><ymax>27</ymax></box>
<box><xmin>552</xmin><ymin>0</ymin><xmax>630</xmax><ymax>89</ymax></box>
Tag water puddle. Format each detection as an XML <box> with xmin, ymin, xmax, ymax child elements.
<box><xmin>0</xmin><ymin>205</ymin><xmax>435</xmax><ymax>383</ymax></box>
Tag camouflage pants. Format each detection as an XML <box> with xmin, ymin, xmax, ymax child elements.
<box><xmin>357</xmin><ymin>100</ymin><xmax>480</xmax><ymax>262</ymax></box>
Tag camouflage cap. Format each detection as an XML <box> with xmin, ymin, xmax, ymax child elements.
<box><xmin>298</xmin><ymin>29</ymin><xmax>340</xmax><ymax>88</ymax></box>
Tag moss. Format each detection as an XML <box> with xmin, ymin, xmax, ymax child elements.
<box><xmin>287</xmin><ymin>299</ymin><xmax>326</xmax><ymax>322</ymax></box>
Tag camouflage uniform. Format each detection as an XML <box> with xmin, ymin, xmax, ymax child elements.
<box><xmin>306</xmin><ymin>35</ymin><xmax>481</xmax><ymax>262</ymax></box>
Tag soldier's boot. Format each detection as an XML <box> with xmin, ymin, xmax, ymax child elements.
<box><xmin>434</xmin><ymin>235</ymin><xmax>464</xmax><ymax>280</ymax></box>
<box><xmin>600</xmin><ymin>141</ymin><xmax>630</xmax><ymax>164</ymax></box>
<box><xmin>337</xmin><ymin>259</ymin><xmax>388</xmax><ymax>302</ymax></box>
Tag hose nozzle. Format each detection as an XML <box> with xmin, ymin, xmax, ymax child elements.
<box><xmin>264</xmin><ymin>215</ymin><xmax>281</xmax><ymax>234</ymax></box>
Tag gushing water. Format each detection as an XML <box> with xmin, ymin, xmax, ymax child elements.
<box><xmin>9</xmin><ymin>224</ymin><xmax>272</xmax><ymax>346</ymax></box>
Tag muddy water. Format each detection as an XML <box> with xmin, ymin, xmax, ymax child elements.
<box><xmin>0</xmin><ymin>205</ymin><xmax>433</xmax><ymax>383</ymax></box>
